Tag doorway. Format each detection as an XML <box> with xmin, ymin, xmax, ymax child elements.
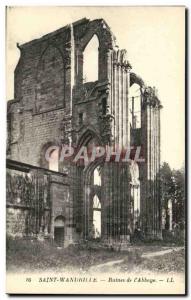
<box><xmin>54</xmin><ymin>216</ymin><xmax>65</xmax><ymax>246</ymax></box>
<box><xmin>54</xmin><ymin>227</ymin><xmax>65</xmax><ymax>246</ymax></box>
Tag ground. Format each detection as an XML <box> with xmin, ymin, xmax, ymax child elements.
<box><xmin>6</xmin><ymin>237</ymin><xmax>185</xmax><ymax>275</ymax></box>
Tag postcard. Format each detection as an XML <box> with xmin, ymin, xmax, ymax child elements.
<box><xmin>6</xmin><ymin>6</ymin><xmax>186</xmax><ymax>295</ymax></box>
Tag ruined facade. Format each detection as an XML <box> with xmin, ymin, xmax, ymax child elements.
<box><xmin>7</xmin><ymin>18</ymin><xmax>162</xmax><ymax>246</ymax></box>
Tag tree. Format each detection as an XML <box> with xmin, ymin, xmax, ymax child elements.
<box><xmin>160</xmin><ymin>162</ymin><xmax>174</xmax><ymax>209</ymax></box>
<box><xmin>160</xmin><ymin>162</ymin><xmax>185</xmax><ymax>229</ymax></box>
<box><xmin>172</xmin><ymin>168</ymin><xmax>185</xmax><ymax>226</ymax></box>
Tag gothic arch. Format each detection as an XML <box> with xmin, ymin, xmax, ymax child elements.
<box><xmin>75</xmin><ymin>19</ymin><xmax>116</xmax><ymax>84</ymax></box>
<box><xmin>35</xmin><ymin>44</ymin><xmax>65</xmax><ymax>112</ymax></box>
<box><xmin>39</xmin><ymin>141</ymin><xmax>61</xmax><ymax>169</ymax></box>
<box><xmin>130</xmin><ymin>72</ymin><xmax>145</xmax><ymax>88</ymax></box>
<box><xmin>76</xmin><ymin>128</ymin><xmax>103</xmax><ymax>148</ymax></box>
<box><xmin>54</xmin><ymin>215</ymin><xmax>65</xmax><ymax>226</ymax></box>
<box><xmin>84</xmin><ymin>158</ymin><xmax>104</xmax><ymax>182</ymax></box>
<box><xmin>36</xmin><ymin>44</ymin><xmax>65</xmax><ymax>70</ymax></box>
<box><xmin>75</xmin><ymin>130</ymin><xmax>104</xmax><ymax>239</ymax></box>
<box><xmin>83</xmin><ymin>158</ymin><xmax>104</xmax><ymax>240</ymax></box>
<box><xmin>78</xmin><ymin>19</ymin><xmax>115</xmax><ymax>52</ymax></box>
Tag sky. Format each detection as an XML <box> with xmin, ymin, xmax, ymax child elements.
<box><xmin>6</xmin><ymin>6</ymin><xmax>185</xmax><ymax>170</ymax></box>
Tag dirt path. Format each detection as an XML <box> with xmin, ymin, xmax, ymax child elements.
<box><xmin>89</xmin><ymin>259</ymin><xmax>124</xmax><ymax>272</ymax></box>
<box><xmin>89</xmin><ymin>247</ymin><xmax>184</xmax><ymax>272</ymax></box>
<box><xmin>142</xmin><ymin>247</ymin><xmax>184</xmax><ymax>258</ymax></box>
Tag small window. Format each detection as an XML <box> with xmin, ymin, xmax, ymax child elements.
<box><xmin>49</xmin><ymin>148</ymin><xmax>59</xmax><ymax>172</ymax></box>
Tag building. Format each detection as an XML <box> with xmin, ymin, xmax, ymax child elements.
<box><xmin>6</xmin><ymin>18</ymin><xmax>162</xmax><ymax>246</ymax></box>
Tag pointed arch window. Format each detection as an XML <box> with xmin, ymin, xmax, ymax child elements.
<box><xmin>83</xmin><ymin>35</ymin><xmax>99</xmax><ymax>83</ymax></box>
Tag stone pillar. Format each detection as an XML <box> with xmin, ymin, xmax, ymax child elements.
<box><xmin>122</xmin><ymin>66</ymin><xmax>126</xmax><ymax>147</ymax></box>
<box><xmin>126</xmin><ymin>67</ymin><xmax>131</xmax><ymax>148</ymax></box>
<box><xmin>140</xmin><ymin>88</ymin><xmax>162</xmax><ymax>240</ymax></box>
<box><xmin>113</xmin><ymin>60</ymin><xmax>117</xmax><ymax>145</ymax></box>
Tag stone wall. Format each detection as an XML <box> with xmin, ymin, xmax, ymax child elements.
<box><xmin>7</xmin><ymin>18</ymin><xmax>162</xmax><ymax>244</ymax></box>
<box><xmin>6</xmin><ymin>160</ymin><xmax>70</xmax><ymax>245</ymax></box>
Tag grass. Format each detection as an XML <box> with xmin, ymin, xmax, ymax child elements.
<box><xmin>6</xmin><ymin>237</ymin><xmax>126</xmax><ymax>273</ymax></box>
<box><xmin>140</xmin><ymin>248</ymin><xmax>185</xmax><ymax>273</ymax></box>
<box><xmin>119</xmin><ymin>248</ymin><xmax>185</xmax><ymax>274</ymax></box>
<box><xmin>6</xmin><ymin>236</ymin><xmax>185</xmax><ymax>274</ymax></box>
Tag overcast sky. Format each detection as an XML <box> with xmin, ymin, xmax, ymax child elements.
<box><xmin>6</xmin><ymin>6</ymin><xmax>185</xmax><ymax>170</ymax></box>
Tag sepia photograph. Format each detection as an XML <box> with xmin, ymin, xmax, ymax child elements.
<box><xmin>5</xmin><ymin>6</ymin><xmax>186</xmax><ymax>295</ymax></box>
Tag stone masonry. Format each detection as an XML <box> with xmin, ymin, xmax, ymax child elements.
<box><xmin>7</xmin><ymin>18</ymin><xmax>162</xmax><ymax>246</ymax></box>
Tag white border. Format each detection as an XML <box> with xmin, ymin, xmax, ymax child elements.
<box><xmin>0</xmin><ymin>1</ymin><xmax>190</xmax><ymax>299</ymax></box>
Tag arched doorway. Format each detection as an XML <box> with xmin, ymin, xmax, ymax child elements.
<box><xmin>54</xmin><ymin>216</ymin><xmax>65</xmax><ymax>246</ymax></box>
<box><xmin>76</xmin><ymin>129</ymin><xmax>104</xmax><ymax>240</ymax></box>
<box><xmin>83</xmin><ymin>162</ymin><xmax>103</xmax><ymax>240</ymax></box>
